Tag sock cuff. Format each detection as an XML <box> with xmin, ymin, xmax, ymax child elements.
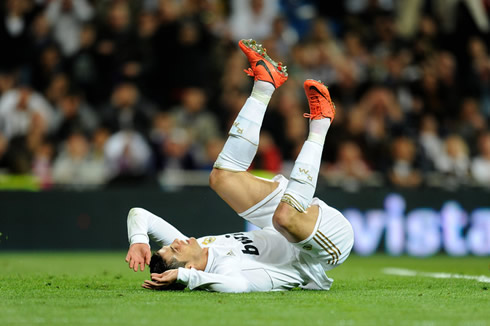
<box><xmin>250</xmin><ymin>90</ymin><xmax>271</xmax><ymax>106</ymax></box>
<box><xmin>251</xmin><ymin>80</ymin><xmax>274</xmax><ymax>105</ymax></box>
<box><xmin>307</xmin><ymin>133</ymin><xmax>325</xmax><ymax>146</ymax></box>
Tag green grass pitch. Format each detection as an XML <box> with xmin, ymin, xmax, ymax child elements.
<box><xmin>0</xmin><ymin>252</ymin><xmax>488</xmax><ymax>326</ymax></box>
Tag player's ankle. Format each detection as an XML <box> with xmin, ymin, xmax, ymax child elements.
<box><xmin>251</xmin><ymin>80</ymin><xmax>275</xmax><ymax>105</ymax></box>
<box><xmin>307</xmin><ymin>118</ymin><xmax>330</xmax><ymax>146</ymax></box>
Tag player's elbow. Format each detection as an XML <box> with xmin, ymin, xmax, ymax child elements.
<box><xmin>231</xmin><ymin>284</ymin><xmax>251</xmax><ymax>293</ymax></box>
<box><xmin>127</xmin><ymin>207</ymin><xmax>147</xmax><ymax>221</ymax></box>
<box><xmin>221</xmin><ymin>280</ymin><xmax>251</xmax><ymax>293</ymax></box>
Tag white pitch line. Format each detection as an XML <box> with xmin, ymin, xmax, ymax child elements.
<box><xmin>382</xmin><ymin>268</ymin><xmax>490</xmax><ymax>283</ymax></box>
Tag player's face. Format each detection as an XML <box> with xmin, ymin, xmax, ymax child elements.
<box><xmin>158</xmin><ymin>237</ymin><xmax>202</xmax><ymax>266</ymax></box>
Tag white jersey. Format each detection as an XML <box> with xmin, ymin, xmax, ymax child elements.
<box><xmin>127</xmin><ymin>207</ymin><xmax>334</xmax><ymax>293</ymax></box>
<box><xmin>177</xmin><ymin>228</ymin><xmax>333</xmax><ymax>292</ymax></box>
<box><xmin>127</xmin><ymin>174</ymin><xmax>353</xmax><ymax>293</ymax></box>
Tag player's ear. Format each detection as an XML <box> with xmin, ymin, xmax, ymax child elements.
<box><xmin>184</xmin><ymin>262</ymin><xmax>194</xmax><ymax>269</ymax></box>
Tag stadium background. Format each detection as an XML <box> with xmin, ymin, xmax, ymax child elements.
<box><xmin>0</xmin><ymin>0</ymin><xmax>489</xmax><ymax>256</ymax></box>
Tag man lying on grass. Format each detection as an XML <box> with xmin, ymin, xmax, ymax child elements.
<box><xmin>125</xmin><ymin>39</ymin><xmax>354</xmax><ymax>292</ymax></box>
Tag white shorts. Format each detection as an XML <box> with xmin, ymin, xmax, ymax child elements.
<box><xmin>239</xmin><ymin>174</ymin><xmax>354</xmax><ymax>271</ymax></box>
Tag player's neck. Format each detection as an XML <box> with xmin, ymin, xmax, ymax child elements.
<box><xmin>191</xmin><ymin>247</ymin><xmax>209</xmax><ymax>271</ymax></box>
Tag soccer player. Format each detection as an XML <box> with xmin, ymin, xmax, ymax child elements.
<box><xmin>125</xmin><ymin>39</ymin><xmax>354</xmax><ymax>292</ymax></box>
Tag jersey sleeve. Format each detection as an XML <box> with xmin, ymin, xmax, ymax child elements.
<box><xmin>176</xmin><ymin>256</ymin><xmax>251</xmax><ymax>293</ymax></box>
<box><xmin>127</xmin><ymin>207</ymin><xmax>188</xmax><ymax>246</ymax></box>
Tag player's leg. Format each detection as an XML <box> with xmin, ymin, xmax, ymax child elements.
<box><xmin>210</xmin><ymin>39</ymin><xmax>288</xmax><ymax>214</ymax></box>
<box><xmin>272</xmin><ymin>80</ymin><xmax>335</xmax><ymax>242</ymax></box>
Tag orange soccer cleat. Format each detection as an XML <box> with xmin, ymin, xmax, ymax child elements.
<box><xmin>303</xmin><ymin>79</ymin><xmax>336</xmax><ymax>122</ymax></box>
<box><xmin>239</xmin><ymin>39</ymin><xmax>288</xmax><ymax>89</ymax></box>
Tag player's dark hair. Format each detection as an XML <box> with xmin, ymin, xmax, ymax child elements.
<box><xmin>149</xmin><ymin>252</ymin><xmax>186</xmax><ymax>290</ymax></box>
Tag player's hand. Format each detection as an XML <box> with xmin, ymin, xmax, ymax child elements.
<box><xmin>141</xmin><ymin>269</ymin><xmax>179</xmax><ymax>290</ymax></box>
<box><xmin>142</xmin><ymin>280</ymin><xmax>165</xmax><ymax>290</ymax></box>
<box><xmin>125</xmin><ymin>243</ymin><xmax>151</xmax><ymax>272</ymax></box>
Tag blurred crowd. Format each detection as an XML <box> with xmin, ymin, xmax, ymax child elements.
<box><xmin>0</xmin><ymin>0</ymin><xmax>490</xmax><ymax>190</ymax></box>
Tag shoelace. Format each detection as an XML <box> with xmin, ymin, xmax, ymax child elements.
<box><xmin>303</xmin><ymin>94</ymin><xmax>324</xmax><ymax>119</ymax></box>
<box><xmin>244</xmin><ymin>67</ymin><xmax>255</xmax><ymax>77</ymax></box>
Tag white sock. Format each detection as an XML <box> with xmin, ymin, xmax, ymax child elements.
<box><xmin>307</xmin><ymin>118</ymin><xmax>331</xmax><ymax>146</ymax></box>
<box><xmin>214</xmin><ymin>83</ymin><xmax>273</xmax><ymax>171</ymax></box>
<box><xmin>282</xmin><ymin>119</ymin><xmax>330</xmax><ymax>211</ymax></box>
<box><xmin>282</xmin><ymin>118</ymin><xmax>330</xmax><ymax>212</ymax></box>
<box><xmin>282</xmin><ymin>141</ymin><xmax>323</xmax><ymax>212</ymax></box>
<box><xmin>283</xmin><ymin>118</ymin><xmax>330</xmax><ymax>211</ymax></box>
<box><xmin>251</xmin><ymin>80</ymin><xmax>275</xmax><ymax>105</ymax></box>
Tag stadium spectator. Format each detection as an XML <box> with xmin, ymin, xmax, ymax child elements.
<box><xmin>388</xmin><ymin>136</ymin><xmax>422</xmax><ymax>188</ymax></box>
<box><xmin>170</xmin><ymin>16</ymin><xmax>214</xmax><ymax>90</ymax></box>
<box><xmin>395</xmin><ymin>0</ymin><xmax>489</xmax><ymax>38</ymax></box>
<box><xmin>0</xmin><ymin>70</ymin><xmax>16</xmax><ymax>96</ymax></box>
<box><xmin>219</xmin><ymin>49</ymin><xmax>251</xmax><ymax>97</ymax></box>
<box><xmin>2</xmin><ymin>111</ymin><xmax>48</xmax><ymax>174</ymax></box>
<box><xmin>104</xmin><ymin>130</ymin><xmax>152</xmax><ymax>182</ymax></box>
<box><xmin>200</xmin><ymin>137</ymin><xmax>225</xmax><ymax>171</ymax></box>
<box><xmin>355</xmin><ymin>87</ymin><xmax>402</xmax><ymax>171</ymax></box>
<box><xmin>417</xmin><ymin>114</ymin><xmax>443</xmax><ymax>170</ymax></box>
<box><xmin>93</xmin><ymin>2</ymin><xmax>136</xmax><ymax>101</ymax></box>
<box><xmin>149</xmin><ymin>112</ymin><xmax>195</xmax><ymax>172</ymax></box>
<box><xmin>0</xmin><ymin>1</ymin><xmax>488</xmax><ymax>189</ymax></box>
<box><xmin>466</xmin><ymin>37</ymin><xmax>490</xmax><ymax>119</ymax></box>
<box><xmin>101</xmin><ymin>82</ymin><xmax>157</xmax><ymax>137</ymax></box>
<box><xmin>434</xmin><ymin>134</ymin><xmax>471</xmax><ymax>186</ymax></box>
<box><xmin>229</xmin><ymin>0</ymin><xmax>279</xmax><ymax>42</ymax></box>
<box><xmin>292</xmin><ymin>18</ymin><xmax>343</xmax><ymax>85</ymax></box>
<box><xmin>323</xmin><ymin>140</ymin><xmax>373</xmax><ymax>190</ymax></box>
<box><xmin>267</xmin><ymin>89</ymin><xmax>308</xmax><ymax>161</ymax></box>
<box><xmin>68</xmin><ymin>23</ymin><xmax>99</xmax><ymax>104</ymax></box>
<box><xmin>29</xmin><ymin>12</ymin><xmax>53</xmax><ymax>57</ymax></box>
<box><xmin>0</xmin><ymin>85</ymin><xmax>54</xmax><ymax>139</ymax></box>
<box><xmin>263</xmin><ymin>15</ymin><xmax>298</xmax><ymax>60</ymax></box>
<box><xmin>129</xmin><ymin>11</ymin><xmax>159</xmax><ymax>101</ymax></box>
<box><xmin>52</xmin><ymin>89</ymin><xmax>99</xmax><ymax>141</ymax></box>
<box><xmin>91</xmin><ymin>126</ymin><xmax>110</xmax><ymax>161</ymax></box>
<box><xmin>52</xmin><ymin>131</ymin><xmax>108</xmax><ymax>188</ymax></box>
<box><xmin>45</xmin><ymin>0</ymin><xmax>94</xmax><ymax>57</ymax></box>
<box><xmin>0</xmin><ymin>0</ymin><xmax>36</xmax><ymax>71</ymax></box>
<box><xmin>456</xmin><ymin>97</ymin><xmax>487</xmax><ymax>154</ymax></box>
<box><xmin>471</xmin><ymin>132</ymin><xmax>490</xmax><ymax>185</ymax></box>
<box><xmin>170</xmin><ymin>87</ymin><xmax>220</xmax><ymax>164</ymax></box>
<box><xmin>31</xmin><ymin>141</ymin><xmax>54</xmax><ymax>189</ymax></box>
<box><xmin>159</xmin><ymin>127</ymin><xmax>197</xmax><ymax>171</ymax></box>
<box><xmin>433</xmin><ymin>51</ymin><xmax>462</xmax><ymax>128</ymax></box>
<box><xmin>44</xmin><ymin>73</ymin><xmax>70</xmax><ymax>106</ymax></box>
<box><xmin>30</xmin><ymin>43</ymin><xmax>65</xmax><ymax>94</ymax></box>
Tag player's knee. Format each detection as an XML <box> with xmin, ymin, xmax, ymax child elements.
<box><xmin>209</xmin><ymin>168</ymin><xmax>221</xmax><ymax>191</ymax></box>
<box><xmin>209</xmin><ymin>168</ymin><xmax>231</xmax><ymax>191</ymax></box>
<box><xmin>272</xmin><ymin>203</ymin><xmax>297</xmax><ymax>233</ymax></box>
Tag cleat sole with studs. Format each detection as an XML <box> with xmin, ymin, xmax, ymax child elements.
<box><xmin>241</xmin><ymin>39</ymin><xmax>288</xmax><ymax>77</ymax></box>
